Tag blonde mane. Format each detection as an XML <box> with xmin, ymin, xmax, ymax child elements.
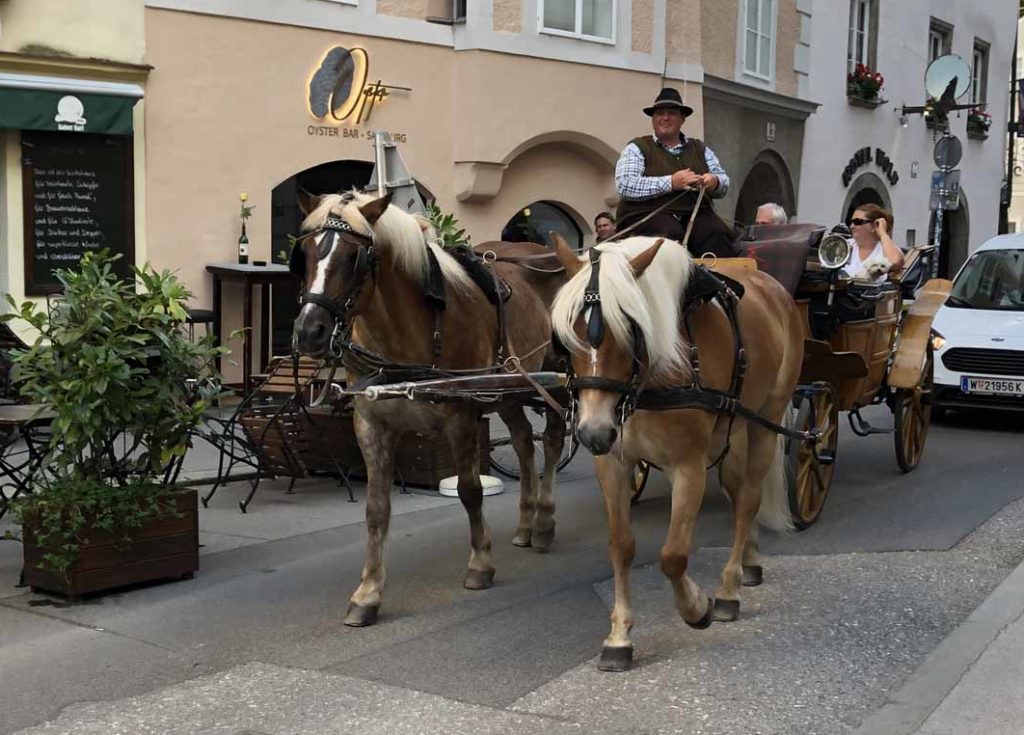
<box><xmin>302</xmin><ymin>191</ymin><xmax>474</xmax><ymax>293</ymax></box>
<box><xmin>551</xmin><ymin>236</ymin><xmax>693</xmax><ymax>386</ymax></box>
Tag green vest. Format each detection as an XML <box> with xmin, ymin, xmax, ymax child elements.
<box><xmin>616</xmin><ymin>136</ymin><xmax>711</xmax><ymax>227</ymax></box>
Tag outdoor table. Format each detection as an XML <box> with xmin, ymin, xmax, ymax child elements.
<box><xmin>0</xmin><ymin>403</ymin><xmax>56</xmax><ymax>520</ymax></box>
<box><xmin>205</xmin><ymin>262</ymin><xmax>295</xmax><ymax>392</ymax></box>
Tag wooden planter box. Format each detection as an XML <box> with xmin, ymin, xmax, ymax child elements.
<box><xmin>22</xmin><ymin>489</ymin><xmax>199</xmax><ymax>598</ymax></box>
<box><xmin>302</xmin><ymin>409</ymin><xmax>490</xmax><ymax>488</ymax></box>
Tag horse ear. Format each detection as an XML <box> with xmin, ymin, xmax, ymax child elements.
<box><xmin>551</xmin><ymin>233</ymin><xmax>583</xmax><ymax>277</ymax></box>
<box><xmin>297</xmin><ymin>189</ymin><xmax>320</xmax><ymax>219</ymax></box>
<box><xmin>629</xmin><ymin>238</ymin><xmax>664</xmax><ymax>277</ymax></box>
<box><xmin>359</xmin><ymin>192</ymin><xmax>393</xmax><ymax>225</ymax></box>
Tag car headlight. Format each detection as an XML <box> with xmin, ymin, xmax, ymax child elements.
<box><xmin>931</xmin><ymin>332</ymin><xmax>946</xmax><ymax>351</ymax></box>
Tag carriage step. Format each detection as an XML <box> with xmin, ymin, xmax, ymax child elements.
<box><xmin>848</xmin><ymin>409</ymin><xmax>894</xmax><ymax>437</ymax></box>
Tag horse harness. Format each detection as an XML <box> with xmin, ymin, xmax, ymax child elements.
<box><xmin>291</xmin><ymin>216</ymin><xmax>551</xmax><ymax>406</ymax></box>
<box><xmin>558</xmin><ymin>248</ymin><xmax>815</xmax><ymax>451</ymax></box>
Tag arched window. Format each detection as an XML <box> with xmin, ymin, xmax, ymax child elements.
<box><xmin>501</xmin><ymin>201</ymin><xmax>582</xmax><ymax>250</ymax></box>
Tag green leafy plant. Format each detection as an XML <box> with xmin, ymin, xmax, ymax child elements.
<box><xmin>425</xmin><ymin>205</ymin><xmax>471</xmax><ymax>250</ymax></box>
<box><xmin>847</xmin><ymin>64</ymin><xmax>885</xmax><ymax>102</ymax></box>
<box><xmin>3</xmin><ymin>251</ymin><xmax>224</xmax><ymax>574</ymax></box>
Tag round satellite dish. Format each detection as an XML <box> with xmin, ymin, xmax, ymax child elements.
<box><xmin>924</xmin><ymin>54</ymin><xmax>972</xmax><ymax>102</ymax></box>
<box><xmin>933</xmin><ymin>135</ymin><xmax>963</xmax><ymax>168</ymax></box>
<box><xmin>438</xmin><ymin>475</ymin><xmax>504</xmax><ymax>498</ymax></box>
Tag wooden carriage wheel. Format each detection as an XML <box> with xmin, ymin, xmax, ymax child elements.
<box><xmin>786</xmin><ymin>383</ymin><xmax>839</xmax><ymax>530</ymax></box>
<box><xmin>629</xmin><ymin>460</ymin><xmax>652</xmax><ymax>506</ymax></box>
<box><xmin>894</xmin><ymin>346</ymin><xmax>934</xmax><ymax>473</ymax></box>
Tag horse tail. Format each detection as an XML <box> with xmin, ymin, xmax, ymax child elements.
<box><xmin>756</xmin><ymin>409</ymin><xmax>795</xmax><ymax>533</ymax></box>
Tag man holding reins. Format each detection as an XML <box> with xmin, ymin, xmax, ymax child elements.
<box><xmin>614</xmin><ymin>87</ymin><xmax>735</xmax><ymax>258</ymax></box>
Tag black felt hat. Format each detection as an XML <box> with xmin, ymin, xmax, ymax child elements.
<box><xmin>643</xmin><ymin>87</ymin><xmax>694</xmax><ymax>117</ymax></box>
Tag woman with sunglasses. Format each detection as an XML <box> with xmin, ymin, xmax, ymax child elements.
<box><xmin>844</xmin><ymin>203</ymin><xmax>905</xmax><ymax>281</ymax></box>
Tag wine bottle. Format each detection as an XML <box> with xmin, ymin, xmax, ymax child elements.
<box><xmin>238</xmin><ymin>222</ymin><xmax>249</xmax><ymax>265</ymax></box>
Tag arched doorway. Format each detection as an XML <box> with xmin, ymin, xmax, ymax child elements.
<box><xmin>734</xmin><ymin>150</ymin><xmax>796</xmax><ymax>225</ymax></box>
<box><xmin>500</xmin><ymin>201</ymin><xmax>583</xmax><ymax>249</ymax></box>
<box><xmin>928</xmin><ymin>192</ymin><xmax>970</xmax><ymax>278</ymax></box>
<box><xmin>841</xmin><ymin>172</ymin><xmax>892</xmax><ymax>227</ymax></box>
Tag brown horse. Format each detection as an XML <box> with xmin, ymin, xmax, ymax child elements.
<box><xmin>550</xmin><ymin>234</ymin><xmax>803</xmax><ymax>671</ymax></box>
<box><xmin>291</xmin><ymin>191</ymin><xmax>564</xmax><ymax>626</ymax></box>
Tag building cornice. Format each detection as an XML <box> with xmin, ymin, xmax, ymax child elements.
<box><xmin>0</xmin><ymin>51</ymin><xmax>152</xmax><ymax>84</ymax></box>
<box><xmin>702</xmin><ymin>74</ymin><xmax>819</xmax><ymax>120</ymax></box>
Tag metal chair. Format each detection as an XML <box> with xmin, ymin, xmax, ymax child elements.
<box><xmin>198</xmin><ymin>355</ymin><xmax>358</xmax><ymax>513</ymax></box>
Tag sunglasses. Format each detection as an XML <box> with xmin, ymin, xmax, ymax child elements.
<box><xmin>849</xmin><ymin>217</ymin><xmax>873</xmax><ymax>226</ymax></box>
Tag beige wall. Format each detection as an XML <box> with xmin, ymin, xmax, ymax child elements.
<box><xmin>701</xmin><ymin>0</ymin><xmax>739</xmax><ymax>80</ymax></box>
<box><xmin>775</xmin><ymin>0</ymin><xmax>798</xmax><ymax>97</ymax></box>
<box><xmin>667</xmin><ymin>0</ymin><xmax>703</xmax><ymax>65</ymax></box>
<box><xmin>0</xmin><ymin>0</ymin><xmax>144</xmax><ymax>64</ymax></box>
<box><xmin>493</xmin><ymin>0</ymin><xmax>522</xmax><ymax>33</ymax></box>
<box><xmin>632</xmin><ymin>0</ymin><xmax>654</xmax><ymax>53</ymax></box>
<box><xmin>377</xmin><ymin>0</ymin><xmax>428</xmax><ymax>20</ymax></box>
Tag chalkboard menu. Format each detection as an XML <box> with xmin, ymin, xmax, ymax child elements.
<box><xmin>22</xmin><ymin>131</ymin><xmax>134</xmax><ymax>295</ymax></box>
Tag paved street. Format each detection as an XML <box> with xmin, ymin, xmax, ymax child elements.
<box><xmin>1</xmin><ymin>404</ymin><xmax>1022</xmax><ymax>735</ymax></box>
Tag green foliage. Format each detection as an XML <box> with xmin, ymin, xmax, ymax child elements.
<box><xmin>2</xmin><ymin>251</ymin><xmax>224</xmax><ymax>574</ymax></box>
<box><xmin>425</xmin><ymin>205</ymin><xmax>471</xmax><ymax>250</ymax></box>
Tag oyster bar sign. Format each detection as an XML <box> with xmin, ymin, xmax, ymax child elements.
<box><xmin>307</xmin><ymin>46</ymin><xmax>410</xmax><ymax>138</ymax></box>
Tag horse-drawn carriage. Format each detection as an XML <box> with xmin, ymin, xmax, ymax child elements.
<box><xmin>627</xmin><ymin>224</ymin><xmax>950</xmax><ymax>530</ymax></box>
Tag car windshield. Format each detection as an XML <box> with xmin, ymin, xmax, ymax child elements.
<box><xmin>947</xmin><ymin>249</ymin><xmax>1024</xmax><ymax>311</ymax></box>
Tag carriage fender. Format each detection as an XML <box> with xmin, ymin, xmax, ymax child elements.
<box><xmin>888</xmin><ymin>278</ymin><xmax>953</xmax><ymax>389</ymax></box>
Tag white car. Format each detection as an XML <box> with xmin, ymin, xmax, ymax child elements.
<box><xmin>932</xmin><ymin>234</ymin><xmax>1024</xmax><ymax>413</ymax></box>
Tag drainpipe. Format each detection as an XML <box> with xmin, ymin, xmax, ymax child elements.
<box><xmin>1001</xmin><ymin>30</ymin><xmax>1018</xmax><ymax>234</ymax></box>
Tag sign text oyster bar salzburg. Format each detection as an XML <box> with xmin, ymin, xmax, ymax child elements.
<box><xmin>307</xmin><ymin>46</ymin><xmax>410</xmax><ymax>141</ymax></box>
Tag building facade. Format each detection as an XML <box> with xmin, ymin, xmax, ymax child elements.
<box><xmin>799</xmin><ymin>0</ymin><xmax>1017</xmax><ymax>277</ymax></box>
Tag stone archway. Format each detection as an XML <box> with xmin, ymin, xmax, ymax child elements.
<box><xmin>841</xmin><ymin>172</ymin><xmax>892</xmax><ymax>226</ymax></box>
<box><xmin>734</xmin><ymin>150</ymin><xmax>796</xmax><ymax>225</ymax></box>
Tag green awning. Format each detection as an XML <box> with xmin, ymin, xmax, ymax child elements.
<box><xmin>0</xmin><ymin>74</ymin><xmax>142</xmax><ymax>135</ymax></box>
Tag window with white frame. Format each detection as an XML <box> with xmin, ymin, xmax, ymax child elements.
<box><xmin>972</xmin><ymin>40</ymin><xmax>989</xmax><ymax>105</ymax></box>
<box><xmin>928</xmin><ymin>19</ymin><xmax>952</xmax><ymax>62</ymax></box>
<box><xmin>743</xmin><ymin>0</ymin><xmax>775</xmax><ymax>80</ymax></box>
<box><xmin>847</xmin><ymin>0</ymin><xmax>876</xmax><ymax>72</ymax></box>
<box><xmin>540</xmin><ymin>0</ymin><xmax>616</xmax><ymax>42</ymax></box>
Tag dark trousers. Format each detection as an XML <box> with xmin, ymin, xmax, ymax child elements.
<box><xmin>627</xmin><ymin>210</ymin><xmax>736</xmax><ymax>259</ymax></box>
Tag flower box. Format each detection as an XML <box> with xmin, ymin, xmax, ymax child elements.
<box><xmin>967</xmin><ymin>128</ymin><xmax>989</xmax><ymax>141</ymax></box>
<box><xmin>22</xmin><ymin>489</ymin><xmax>199</xmax><ymax>598</ymax></box>
<box><xmin>848</xmin><ymin>94</ymin><xmax>886</xmax><ymax>110</ymax></box>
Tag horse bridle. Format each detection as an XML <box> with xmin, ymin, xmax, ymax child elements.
<box><xmin>291</xmin><ymin>215</ymin><xmax>378</xmax><ymax>355</ymax></box>
<box><xmin>560</xmin><ymin>248</ymin><xmax>649</xmax><ymax>426</ymax></box>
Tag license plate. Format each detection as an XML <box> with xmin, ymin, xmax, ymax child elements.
<box><xmin>960</xmin><ymin>376</ymin><xmax>1024</xmax><ymax>396</ymax></box>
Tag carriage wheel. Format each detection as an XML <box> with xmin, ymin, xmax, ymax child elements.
<box><xmin>786</xmin><ymin>383</ymin><xmax>839</xmax><ymax>531</ymax></box>
<box><xmin>489</xmin><ymin>408</ymin><xmax>579</xmax><ymax>480</ymax></box>
<box><xmin>894</xmin><ymin>346</ymin><xmax>934</xmax><ymax>473</ymax></box>
<box><xmin>629</xmin><ymin>461</ymin><xmax>652</xmax><ymax>506</ymax></box>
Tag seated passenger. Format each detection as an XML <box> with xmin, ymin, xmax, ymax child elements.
<box><xmin>755</xmin><ymin>203</ymin><xmax>788</xmax><ymax>225</ymax></box>
<box><xmin>844</xmin><ymin>204</ymin><xmax>905</xmax><ymax>282</ymax></box>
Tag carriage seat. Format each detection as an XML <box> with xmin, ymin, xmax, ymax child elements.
<box><xmin>732</xmin><ymin>223</ymin><xmax>826</xmax><ymax>295</ymax></box>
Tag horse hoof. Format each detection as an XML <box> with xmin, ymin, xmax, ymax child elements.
<box><xmin>512</xmin><ymin>529</ymin><xmax>532</xmax><ymax>547</ymax></box>
<box><xmin>344</xmin><ymin>603</ymin><xmax>380</xmax><ymax>627</ymax></box>
<box><xmin>464</xmin><ymin>568</ymin><xmax>495</xmax><ymax>590</ymax></box>
<box><xmin>597</xmin><ymin>646</ymin><xmax>633</xmax><ymax>672</ymax></box>
<box><xmin>742</xmin><ymin>565</ymin><xmax>764</xmax><ymax>587</ymax></box>
<box><xmin>686</xmin><ymin>596</ymin><xmax>715</xmax><ymax>630</ymax></box>
<box><xmin>531</xmin><ymin>528</ymin><xmax>555</xmax><ymax>553</ymax></box>
<box><xmin>713</xmin><ymin>598</ymin><xmax>741</xmax><ymax>622</ymax></box>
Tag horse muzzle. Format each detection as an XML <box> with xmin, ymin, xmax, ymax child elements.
<box><xmin>293</xmin><ymin>303</ymin><xmax>334</xmax><ymax>357</ymax></box>
<box><xmin>577</xmin><ymin>421</ymin><xmax>618</xmax><ymax>456</ymax></box>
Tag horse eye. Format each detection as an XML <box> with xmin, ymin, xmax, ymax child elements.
<box><xmin>316</xmin><ymin>237</ymin><xmax>333</xmax><ymax>260</ymax></box>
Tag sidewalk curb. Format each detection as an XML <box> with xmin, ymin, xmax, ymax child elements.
<box><xmin>853</xmin><ymin>558</ymin><xmax>1024</xmax><ymax>735</ymax></box>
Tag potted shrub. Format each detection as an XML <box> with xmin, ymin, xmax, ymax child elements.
<box><xmin>847</xmin><ymin>64</ymin><xmax>886</xmax><ymax>108</ymax></box>
<box><xmin>966</xmin><ymin>107</ymin><xmax>992</xmax><ymax>139</ymax></box>
<box><xmin>3</xmin><ymin>252</ymin><xmax>222</xmax><ymax>597</ymax></box>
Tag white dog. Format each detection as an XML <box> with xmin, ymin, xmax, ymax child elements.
<box><xmin>854</xmin><ymin>254</ymin><xmax>893</xmax><ymax>281</ymax></box>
